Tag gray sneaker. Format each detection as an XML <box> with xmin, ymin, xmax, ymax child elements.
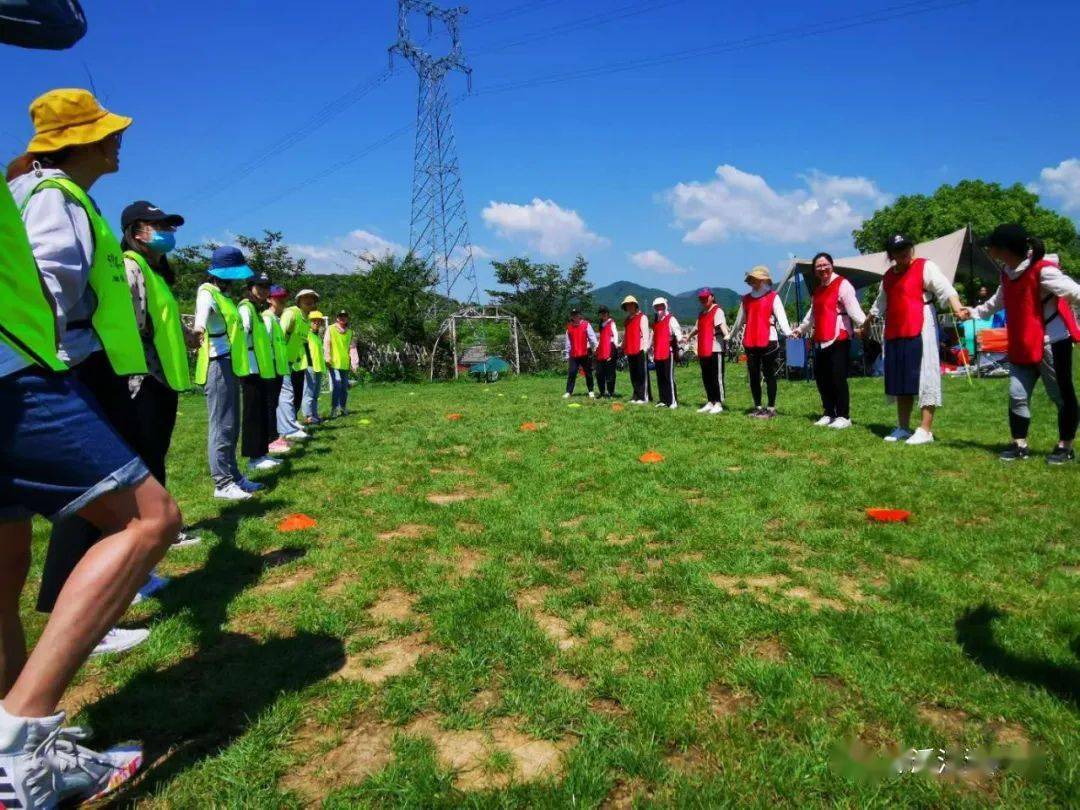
<box><xmin>49</xmin><ymin>727</ymin><xmax>142</xmax><ymax>804</ymax></box>
<box><xmin>0</xmin><ymin>711</ymin><xmax>64</xmax><ymax>810</ymax></box>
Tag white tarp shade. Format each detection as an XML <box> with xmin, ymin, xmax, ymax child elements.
<box><xmin>777</xmin><ymin>226</ymin><xmax>1000</xmax><ymax>294</ymax></box>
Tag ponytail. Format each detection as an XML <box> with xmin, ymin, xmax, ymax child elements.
<box><xmin>5</xmin><ymin>147</ymin><xmax>77</xmax><ymax>182</ymax></box>
<box><xmin>1027</xmin><ymin>237</ymin><xmax>1045</xmax><ymax>266</ymax></box>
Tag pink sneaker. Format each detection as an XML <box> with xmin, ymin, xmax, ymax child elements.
<box><xmin>268</xmin><ymin>439</ymin><xmax>292</xmax><ymax>455</ymax></box>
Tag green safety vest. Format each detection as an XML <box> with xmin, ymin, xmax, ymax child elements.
<box><xmin>283</xmin><ymin>305</ymin><xmax>310</xmax><ymax>371</ymax></box>
<box><xmin>0</xmin><ymin>182</ymin><xmax>66</xmax><ymax>371</ymax></box>
<box><xmin>194</xmin><ymin>283</ymin><xmax>250</xmax><ymax>383</ymax></box>
<box><xmin>238</xmin><ymin>299</ymin><xmax>275</xmax><ymax>380</ymax></box>
<box><xmin>263</xmin><ymin>310</ymin><xmax>290</xmax><ymax>376</ymax></box>
<box><xmin>307</xmin><ymin>330</ymin><xmax>326</xmax><ymax>373</ymax></box>
<box><xmin>22</xmin><ymin>177</ymin><xmax>146</xmax><ymax>375</ymax></box>
<box><xmin>123</xmin><ymin>251</ymin><xmax>191</xmax><ymax>392</ymax></box>
<box><xmin>327</xmin><ymin>326</ymin><xmax>353</xmax><ymax>370</ymax></box>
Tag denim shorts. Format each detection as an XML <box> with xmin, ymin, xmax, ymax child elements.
<box><xmin>0</xmin><ymin>367</ymin><xmax>150</xmax><ymax>523</ymax></box>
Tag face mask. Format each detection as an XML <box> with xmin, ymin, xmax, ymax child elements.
<box><xmin>144</xmin><ymin>229</ymin><xmax>176</xmax><ymax>254</ymax></box>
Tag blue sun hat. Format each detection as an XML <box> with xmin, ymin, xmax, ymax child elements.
<box><xmin>209</xmin><ymin>245</ymin><xmax>253</xmax><ymax>281</ymax></box>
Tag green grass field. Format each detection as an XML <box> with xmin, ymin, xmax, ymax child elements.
<box><xmin>22</xmin><ymin>366</ymin><xmax>1080</xmax><ymax>807</ymax></box>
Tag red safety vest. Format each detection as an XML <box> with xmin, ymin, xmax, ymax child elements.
<box><xmin>696</xmin><ymin>305</ymin><xmax>718</xmax><ymax>358</ymax></box>
<box><xmin>653</xmin><ymin>313</ymin><xmax>672</xmax><ymax>361</ymax></box>
<box><xmin>883</xmin><ymin>258</ymin><xmax>926</xmax><ymax>340</ymax></box>
<box><xmin>742</xmin><ymin>291</ymin><xmax>776</xmax><ymax>349</ymax></box>
<box><xmin>1002</xmin><ymin>259</ymin><xmax>1080</xmax><ymax>364</ymax></box>
<box><xmin>811</xmin><ymin>275</ymin><xmax>847</xmax><ymax>344</ymax></box>
<box><xmin>566</xmin><ymin>320</ymin><xmax>590</xmax><ymax>358</ymax></box>
<box><xmin>624</xmin><ymin>312</ymin><xmax>644</xmax><ymax>355</ymax></box>
<box><xmin>596</xmin><ymin>318</ymin><xmax>615</xmax><ymax>360</ymax></box>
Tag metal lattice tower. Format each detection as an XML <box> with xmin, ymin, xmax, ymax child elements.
<box><xmin>390</xmin><ymin>1</ymin><xmax>479</xmax><ymax>306</ymax></box>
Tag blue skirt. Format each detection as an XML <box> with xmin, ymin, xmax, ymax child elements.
<box><xmin>883</xmin><ymin>336</ymin><xmax>923</xmax><ymax>397</ymax></box>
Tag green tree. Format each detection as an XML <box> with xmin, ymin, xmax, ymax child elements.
<box><xmin>853</xmin><ymin>180</ymin><xmax>1079</xmax><ymax>275</ymax></box>
<box><xmin>342</xmin><ymin>253</ymin><xmax>440</xmax><ymax>347</ymax></box>
<box><xmin>486</xmin><ymin>255</ymin><xmax>593</xmax><ymax>343</ymax></box>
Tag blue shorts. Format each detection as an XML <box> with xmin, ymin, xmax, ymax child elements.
<box><xmin>0</xmin><ymin>367</ymin><xmax>150</xmax><ymax>523</ymax></box>
<box><xmin>883</xmin><ymin>336</ymin><xmax>923</xmax><ymax>397</ymax></box>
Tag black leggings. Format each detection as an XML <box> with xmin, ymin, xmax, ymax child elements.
<box><xmin>813</xmin><ymin>341</ymin><xmax>850</xmax><ymax>419</ymax></box>
<box><xmin>132</xmin><ymin>374</ymin><xmax>179</xmax><ymax>486</ymax></box>
<box><xmin>1055</xmin><ymin>339</ymin><xmax>1079</xmax><ymax>442</ymax></box>
<box><xmin>699</xmin><ymin>354</ymin><xmax>725</xmax><ymax>404</ymax></box>
<box><xmin>566</xmin><ymin>355</ymin><xmax>594</xmax><ymax>394</ymax></box>
<box><xmin>241</xmin><ymin>375</ymin><xmax>274</xmax><ymax>459</ymax></box>
<box><xmin>627</xmin><ymin>351</ymin><xmax>652</xmax><ymax>402</ymax></box>
<box><xmin>746</xmin><ymin>342</ymin><xmax>779</xmax><ymax>407</ymax></box>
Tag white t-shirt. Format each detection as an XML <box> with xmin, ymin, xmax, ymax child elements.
<box><xmin>193</xmin><ymin>286</ymin><xmax>231</xmax><ymax>358</ymax></box>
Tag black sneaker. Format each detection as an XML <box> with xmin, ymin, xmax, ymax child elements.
<box><xmin>1046</xmin><ymin>445</ymin><xmax>1075</xmax><ymax>465</ymax></box>
<box><xmin>999</xmin><ymin>443</ymin><xmax>1030</xmax><ymax>462</ymax></box>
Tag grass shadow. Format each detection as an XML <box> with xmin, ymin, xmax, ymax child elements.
<box><xmin>955</xmin><ymin>604</ymin><xmax>1080</xmax><ymax>709</ymax></box>
<box><xmin>863</xmin><ymin>422</ymin><xmax>896</xmax><ymax>439</ymax></box>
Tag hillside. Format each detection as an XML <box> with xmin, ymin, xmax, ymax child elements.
<box><xmin>591</xmin><ymin>280</ymin><xmax>741</xmax><ymax>321</ymax></box>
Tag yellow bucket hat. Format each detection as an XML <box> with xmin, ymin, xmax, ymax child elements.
<box><xmin>27</xmin><ymin>89</ymin><xmax>132</xmax><ymax>153</ymax></box>
<box><xmin>745</xmin><ymin>265</ymin><xmax>773</xmax><ymax>284</ymax></box>
<box><xmin>308</xmin><ymin>310</ymin><xmax>325</xmax><ymax>320</ymax></box>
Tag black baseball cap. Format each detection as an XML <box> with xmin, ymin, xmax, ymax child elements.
<box><xmin>598</xmin><ymin>305</ymin><xmax>609</xmax><ymax>314</ymax></box>
<box><xmin>120</xmin><ymin>200</ymin><xmax>185</xmax><ymax>231</ymax></box>
<box><xmin>885</xmin><ymin>233</ymin><xmax>914</xmax><ymax>253</ymax></box>
<box><xmin>570</xmin><ymin>307</ymin><xmax>581</xmax><ymax>315</ymax></box>
<box><xmin>336</xmin><ymin>310</ymin><xmax>349</xmax><ymax>317</ymax></box>
<box><xmin>251</xmin><ymin>272</ymin><xmax>272</xmax><ymax>287</ymax></box>
<box><xmin>981</xmin><ymin>223</ymin><xmax>1029</xmax><ymax>255</ymax></box>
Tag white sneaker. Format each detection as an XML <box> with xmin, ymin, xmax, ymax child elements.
<box><xmin>285</xmin><ymin>430</ymin><xmax>310</xmax><ymax>441</ymax></box>
<box><xmin>828</xmin><ymin>417</ymin><xmax>852</xmax><ymax>429</ymax></box>
<box><xmin>0</xmin><ymin>710</ymin><xmax>65</xmax><ymax>810</ymax></box>
<box><xmin>214</xmin><ymin>482</ymin><xmax>252</xmax><ymax>501</ymax></box>
<box><xmin>884</xmin><ymin>427</ymin><xmax>913</xmax><ymax>443</ymax></box>
<box><xmin>655</xmin><ymin>402</ymin><xmax>667</xmax><ymax>408</ymax></box>
<box><xmin>248</xmin><ymin>456</ymin><xmax>278</xmax><ymax>472</ymax></box>
<box><xmin>170</xmin><ymin>530</ymin><xmax>201</xmax><ymax>550</ymax></box>
<box><xmin>709</xmin><ymin>403</ymin><xmax>724</xmax><ymax>414</ymax></box>
<box><xmin>697</xmin><ymin>404</ymin><xmax>712</xmax><ymax>413</ymax></box>
<box><xmin>562</xmin><ymin>392</ymin><xmax>571</xmax><ymax>399</ymax></box>
<box><xmin>813</xmin><ymin>415</ymin><xmax>833</xmax><ymax>427</ymax></box>
<box><xmin>669</xmin><ymin>403</ymin><xmax>678</xmax><ymax>410</ymax></box>
<box><xmin>905</xmin><ymin>427</ymin><xmax>935</xmax><ymax>445</ymax></box>
<box><xmin>90</xmin><ymin>627</ymin><xmax>149</xmax><ymax>658</ymax></box>
<box><xmin>587</xmin><ymin>391</ymin><xmax>596</xmax><ymax>399</ymax></box>
<box><xmin>49</xmin><ymin>728</ymin><xmax>142</xmax><ymax>804</ymax></box>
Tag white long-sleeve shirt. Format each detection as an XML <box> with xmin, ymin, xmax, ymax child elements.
<box><xmin>798</xmin><ymin>275</ymin><xmax>866</xmax><ymax>348</ymax></box>
<box><xmin>650</xmin><ymin>314</ymin><xmax>682</xmax><ymax>358</ymax></box>
<box><xmin>194</xmin><ymin>285</ymin><xmax>231</xmax><ymax>358</ymax></box>
<box><xmin>623</xmin><ymin>311</ymin><xmax>651</xmax><ymax>353</ymax></box>
<box><xmin>563</xmin><ymin>321</ymin><xmax>598</xmax><ymax>359</ymax></box>
<box><xmin>238</xmin><ymin>300</ymin><xmax>262</xmax><ymax>373</ymax></box>
<box><xmin>6</xmin><ymin>168</ymin><xmax>100</xmax><ymax>373</ymax></box>
<box><xmin>971</xmin><ymin>258</ymin><xmax>1080</xmax><ymax>344</ymax></box>
<box><xmin>731</xmin><ymin>288</ymin><xmax>792</xmax><ymax>343</ymax></box>
<box><xmin>869</xmin><ymin>259</ymin><xmax>958</xmax><ymax>321</ymax></box>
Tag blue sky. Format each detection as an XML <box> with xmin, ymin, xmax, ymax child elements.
<box><xmin>4</xmin><ymin>0</ymin><xmax>1079</xmax><ymax>295</ymax></box>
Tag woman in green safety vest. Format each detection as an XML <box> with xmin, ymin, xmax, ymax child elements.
<box><xmin>2</xmin><ymin>85</ymin><xmax>182</xmax><ymax>771</ymax></box>
<box><xmin>278</xmin><ymin>288</ymin><xmax>318</xmax><ymax>439</ymax></box>
<box><xmin>264</xmin><ymin>285</ymin><xmax>296</xmax><ymax>453</ymax></box>
<box><xmin>238</xmin><ymin>273</ymin><xmax>283</xmax><ymax>474</ymax></box>
<box><xmin>192</xmin><ymin>246</ymin><xmax>257</xmax><ymax>501</ymax></box>
<box><xmin>324</xmin><ymin>309</ymin><xmax>357</xmax><ymax>417</ymax></box>
<box><xmin>302</xmin><ymin>310</ymin><xmax>327</xmax><ymax>424</ymax></box>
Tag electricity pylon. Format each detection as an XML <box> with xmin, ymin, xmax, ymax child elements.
<box><xmin>389</xmin><ymin>0</ymin><xmax>479</xmax><ymax>307</ymax></box>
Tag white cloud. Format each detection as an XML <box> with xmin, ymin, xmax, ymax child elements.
<box><xmin>664</xmin><ymin>165</ymin><xmax>891</xmax><ymax>245</ymax></box>
<box><xmin>628</xmin><ymin>249</ymin><xmax>687</xmax><ymax>275</ymax></box>
<box><xmin>290</xmin><ymin>229</ymin><xmax>409</xmax><ymax>274</ymax></box>
<box><xmin>1030</xmin><ymin>158</ymin><xmax>1080</xmax><ymax>213</ymax></box>
<box><xmin>481</xmin><ymin>198</ymin><xmax>608</xmax><ymax>257</ymax></box>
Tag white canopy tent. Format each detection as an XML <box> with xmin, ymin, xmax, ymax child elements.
<box><xmin>776</xmin><ymin>226</ymin><xmax>1000</xmax><ymax>297</ymax></box>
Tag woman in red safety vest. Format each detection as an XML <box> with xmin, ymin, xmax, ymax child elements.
<box><xmin>594</xmin><ymin>305</ymin><xmax>620</xmax><ymax>398</ymax></box>
<box><xmin>862</xmin><ymin>234</ymin><xmax>966</xmax><ymax>446</ymax></box>
<box><xmin>684</xmin><ymin>288</ymin><xmax>729</xmax><ymax>414</ymax></box>
<box><xmin>621</xmin><ymin>295</ymin><xmax>652</xmax><ymax>404</ymax></box>
<box><xmin>965</xmin><ymin>224</ymin><xmax>1080</xmax><ymax>464</ymax></box>
<box><xmin>650</xmin><ymin>297</ymin><xmax>683</xmax><ymax>409</ymax></box>
<box><xmin>563</xmin><ymin>307</ymin><xmax>597</xmax><ymax>398</ymax></box>
<box><xmin>731</xmin><ymin>266</ymin><xmax>791</xmax><ymax>419</ymax></box>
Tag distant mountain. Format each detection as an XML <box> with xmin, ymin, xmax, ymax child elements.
<box><xmin>590</xmin><ymin>280</ymin><xmax>741</xmax><ymax>322</ymax></box>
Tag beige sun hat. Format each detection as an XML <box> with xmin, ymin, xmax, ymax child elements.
<box><xmin>295</xmin><ymin>288</ymin><xmax>320</xmax><ymax>301</ymax></box>
<box><xmin>745</xmin><ymin>265</ymin><xmax>773</xmax><ymax>284</ymax></box>
<box><xmin>620</xmin><ymin>295</ymin><xmax>639</xmax><ymax>309</ymax></box>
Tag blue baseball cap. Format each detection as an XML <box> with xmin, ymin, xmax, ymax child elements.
<box><xmin>209</xmin><ymin>245</ymin><xmax>253</xmax><ymax>281</ymax></box>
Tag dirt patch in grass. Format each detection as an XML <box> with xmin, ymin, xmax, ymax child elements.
<box><xmin>429</xmin><ymin>466</ymin><xmax>469</xmax><ymax>475</ymax></box>
<box><xmin>606</xmin><ymin>533</ymin><xmax>636</xmax><ymax>547</ymax></box>
<box><xmin>258</xmin><ymin>567</ymin><xmax>315</xmax><ymax>592</ymax></box>
<box><xmin>686</xmin><ymin>497</ymin><xmax>710</xmax><ymax>506</ymax></box>
<box><xmin>516</xmin><ymin>586</ymin><xmax>550</xmax><ymax>611</ymax></box>
<box><xmin>783</xmin><ymin>586</ymin><xmax>845</xmax><ymax>612</ymax></box>
<box><xmin>60</xmin><ymin>677</ymin><xmax>110</xmax><ymax>717</ymax></box>
<box><xmin>450</xmin><ymin>547</ymin><xmax>486</xmax><ymax>577</ymax></box>
<box><xmin>560</xmin><ymin>516</ymin><xmax>585</xmax><ymax>529</ymax></box>
<box><xmin>427</xmin><ymin>489</ymin><xmax>478</xmax><ymax>505</ymax></box>
<box><xmin>706</xmin><ymin>683</ymin><xmax>750</xmax><ymax>718</ymax></box>
<box><xmin>456</xmin><ymin>521</ymin><xmax>485</xmax><ymax>535</ymax></box>
<box><xmin>323</xmin><ymin>577</ymin><xmax>349</xmax><ymax>598</ymax></box>
<box><xmin>750</xmin><ymin>637</ymin><xmax>788</xmax><ymax>663</ymax></box>
<box><xmin>590</xmin><ymin>620</ymin><xmax>635</xmax><ymax>653</ymax></box>
<box><xmin>282</xmin><ymin>715</ymin><xmax>396</xmax><ymax>801</ymax></box>
<box><xmin>602</xmin><ymin>777</ymin><xmax>651</xmax><ymax>809</ymax></box>
<box><xmin>556</xmin><ymin>672</ymin><xmax>588</xmax><ymax>691</ymax></box>
<box><xmin>376</xmin><ymin>523</ymin><xmax>434</xmax><ymax>541</ymax></box>
<box><xmin>337</xmin><ymin>632</ymin><xmax>434</xmax><ymax>685</ymax></box>
<box><xmin>368</xmin><ymin>588</ymin><xmax>416</xmax><ymax>622</ymax></box>
<box><xmin>406</xmin><ymin>714</ymin><xmax>574</xmax><ymax>791</ymax></box>
<box><xmin>436</xmin><ymin>445</ymin><xmax>471</xmax><ymax>457</ymax></box>
<box><xmin>917</xmin><ymin>704</ymin><xmax>970</xmax><ymax>739</ymax></box>
<box><xmin>358</xmin><ymin>485</ymin><xmax>382</xmax><ymax>496</ymax></box>
<box><xmin>765</xmin><ymin>446</ymin><xmax>796</xmax><ymax>458</ymax></box>
<box><xmin>665</xmin><ymin>744</ymin><xmax>713</xmax><ymax>774</ymax></box>
<box><xmin>590</xmin><ymin>697</ymin><xmax>628</xmax><ymax>717</ymax></box>
<box><xmin>709</xmin><ymin>573</ymin><xmax>791</xmax><ymax>593</ymax></box>
<box><xmin>886</xmin><ymin>554</ymin><xmax>920</xmax><ymax>569</ymax></box>
<box><xmin>469</xmin><ymin>688</ymin><xmax>501</xmax><ymax>714</ymax></box>
<box><xmin>516</xmin><ymin>587</ymin><xmax>576</xmax><ymax>650</ymax></box>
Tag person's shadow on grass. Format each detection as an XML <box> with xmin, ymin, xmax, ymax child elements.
<box><xmin>955</xmin><ymin>604</ymin><xmax>1080</xmax><ymax>710</ymax></box>
<box><xmin>83</xmin><ymin>497</ymin><xmax>345</xmax><ymax>801</ymax></box>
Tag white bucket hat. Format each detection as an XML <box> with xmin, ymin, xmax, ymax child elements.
<box><xmin>295</xmin><ymin>289</ymin><xmax>320</xmax><ymax>301</ymax></box>
<box><xmin>652</xmin><ymin>297</ymin><xmax>668</xmax><ymax>309</ymax></box>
